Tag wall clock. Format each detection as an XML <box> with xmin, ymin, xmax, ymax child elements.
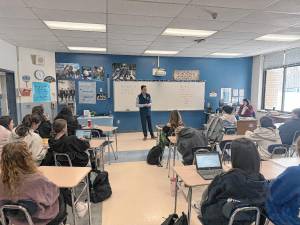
<box><xmin>34</xmin><ymin>70</ymin><xmax>45</xmax><ymax>80</ymax></box>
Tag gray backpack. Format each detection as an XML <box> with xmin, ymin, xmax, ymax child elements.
<box><xmin>206</xmin><ymin>115</ymin><xmax>225</xmax><ymax>142</ymax></box>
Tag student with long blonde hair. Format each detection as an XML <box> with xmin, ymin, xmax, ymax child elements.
<box><xmin>167</xmin><ymin>110</ymin><xmax>184</xmax><ymax>135</ymax></box>
<box><xmin>0</xmin><ymin>142</ymin><xmax>66</xmax><ymax>225</ymax></box>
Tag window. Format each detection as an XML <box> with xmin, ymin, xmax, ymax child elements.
<box><xmin>264</xmin><ymin>68</ymin><xmax>284</xmax><ymax>110</ymax></box>
<box><xmin>284</xmin><ymin>66</ymin><xmax>300</xmax><ymax>111</ymax></box>
<box><xmin>263</xmin><ymin>66</ymin><xmax>300</xmax><ymax>112</ymax></box>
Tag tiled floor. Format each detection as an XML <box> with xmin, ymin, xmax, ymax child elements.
<box><xmin>102</xmin><ymin>161</ymin><xmax>205</xmax><ymax>225</ymax></box>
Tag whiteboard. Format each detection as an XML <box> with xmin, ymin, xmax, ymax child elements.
<box><xmin>113</xmin><ymin>81</ymin><xmax>205</xmax><ymax>112</ymax></box>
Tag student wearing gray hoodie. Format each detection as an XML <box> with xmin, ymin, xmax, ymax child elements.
<box><xmin>245</xmin><ymin>116</ymin><xmax>281</xmax><ymax>160</ymax></box>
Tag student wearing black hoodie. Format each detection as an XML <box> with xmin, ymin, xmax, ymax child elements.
<box><xmin>32</xmin><ymin>105</ymin><xmax>52</xmax><ymax>138</ymax></box>
<box><xmin>200</xmin><ymin>138</ymin><xmax>267</xmax><ymax>225</ymax></box>
<box><xmin>46</xmin><ymin>119</ymin><xmax>89</xmax><ymax>167</ymax></box>
<box><xmin>55</xmin><ymin>106</ymin><xmax>80</xmax><ymax>136</ymax></box>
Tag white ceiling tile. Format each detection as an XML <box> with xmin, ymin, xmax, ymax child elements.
<box><xmin>154</xmin><ymin>35</ymin><xmax>198</xmax><ymax>44</ymax></box>
<box><xmin>0</xmin><ymin>18</ymin><xmax>45</xmax><ymax>28</ymax></box>
<box><xmin>2</xmin><ymin>27</ymin><xmax>53</xmax><ymax>36</ymax></box>
<box><xmin>0</xmin><ymin>7</ymin><xmax>37</xmax><ymax>19</ymax></box>
<box><xmin>24</xmin><ymin>0</ymin><xmax>107</xmax><ymax>13</ymax></box>
<box><xmin>146</xmin><ymin>45</ymin><xmax>186</xmax><ymax>51</ymax></box>
<box><xmin>62</xmin><ymin>40</ymin><xmax>106</xmax><ymax>47</ymax></box>
<box><xmin>108</xmin><ymin>14</ymin><xmax>172</xmax><ymax>27</ymax></box>
<box><xmin>204</xmin><ymin>38</ymin><xmax>247</xmax><ymax>45</ymax></box>
<box><xmin>122</xmin><ymin>0</ymin><xmax>190</xmax><ymax>3</ymax></box>
<box><xmin>149</xmin><ymin>41</ymin><xmax>192</xmax><ymax>49</ymax></box>
<box><xmin>223</xmin><ymin>22</ymin><xmax>286</xmax><ymax>33</ymax></box>
<box><xmin>240</xmin><ymin>11</ymin><xmax>300</xmax><ymax>27</ymax></box>
<box><xmin>177</xmin><ymin>5</ymin><xmax>252</xmax><ymax>21</ymax></box>
<box><xmin>169</xmin><ymin>18</ymin><xmax>232</xmax><ymax>30</ymax></box>
<box><xmin>32</xmin><ymin>8</ymin><xmax>106</xmax><ymax>24</ymax></box>
<box><xmin>0</xmin><ymin>0</ymin><xmax>26</xmax><ymax>7</ymax></box>
<box><xmin>108</xmin><ymin>24</ymin><xmax>164</xmax><ymax>35</ymax></box>
<box><xmin>108</xmin><ymin>32</ymin><xmax>157</xmax><ymax>41</ymax></box>
<box><xmin>108</xmin><ymin>0</ymin><xmax>185</xmax><ymax>17</ymax></box>
<box><xmin>190</xmin><ymin>0</ymin><xmax>278</xmax><ymax>10</ymax></box>
<box><xmin>266</xmin><ymin>0</ymin><xmax>300</xmax><ymax>14</ymax></box>
<box><xmin>109</xmin><ymin>39</ymin><xmax>152</xmax><ymax>46</ymax></box>
<box><xmin>210</xmin><ymin>31</ymin><xmax>261</xmax><ymax>40</ymax></box>
<box><xmin>53</xmin><ymin>30</ymin><xmax>107</xmax><ymax>39</ymax></box>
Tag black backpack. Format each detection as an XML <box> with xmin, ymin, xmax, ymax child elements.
<box><xmin>89</xmin><ymin>170</ymin><xmax>112</xmax><ymax>203</ymax></box>
<box><xmin>147</xmin><ymin>145</ymin><xmax>164</xmax><ymax>166</ymax></box>
<box><xmin>161</xmin><ymin>213</ymin><xmax>188</xmax><ymax>225</ymax></box>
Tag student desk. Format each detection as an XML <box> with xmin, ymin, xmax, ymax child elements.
<box><xmin>90</xmin><ymin>139</ymin><xmax>106</xmax><ymax>170</ymax></box>
<box><xmin>84</xmin><ymin>125</ymin><xmax>119</xmax><ymax>164</ymax></box>
<box><xmin>173</xmin><ymin>161</ymin><xmax>285</xmax><ymax>225</ymax></box>
<box><xmin>39</xmin><ymin>166</ymin><xmax>92</xmax><ymax>225</ymax></box>
<box><xmin>77</xmin><ymin>116</ymin><xmax>113</xmax><ymax>127</ymax></box>
<box><xmin>271</xmin><ymin>157</ymin><xmax>299</xmax><ymax>168</ymax></box>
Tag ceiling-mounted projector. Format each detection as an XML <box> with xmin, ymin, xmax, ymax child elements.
<box><xmin>152</xmin><ymin>67</ymin><xmax>166</xmax><ymax>76</ymax></box>
<box><xmin>152</xmin><ymin>56</ymin><xmax>166</xmax><ymax>76</ymax></box>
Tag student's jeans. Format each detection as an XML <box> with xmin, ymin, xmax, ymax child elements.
<box><xmin>140</xmin><ymin>111</ymin><xmax>154</xmax><ymax>137</ymax></box>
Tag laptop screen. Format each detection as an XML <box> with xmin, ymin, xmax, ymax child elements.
<box><xmin>195</xmin><ymin>153</ymin><xmax>222</xmax><ymax>170</ymax></box>
<box><xmin>76</xmin><ymin>130</ymin><xmax>91</xmax><ymax>139</ymax></box>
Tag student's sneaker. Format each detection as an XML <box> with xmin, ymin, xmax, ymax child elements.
<box><xmin>75</xmin><ymin>201</ymin><xmax>88</xmax><ymax>218</ymax></box>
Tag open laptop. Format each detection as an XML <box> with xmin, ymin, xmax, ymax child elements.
<box><xmin>195</xmin><ymin>152</ymin><xmax>224</xmax><ymax>180</ymax></box>
<box><xmin>75</xmin><ymin>129</ymin><xmax>92</xmax><ymax>140</ymax></box>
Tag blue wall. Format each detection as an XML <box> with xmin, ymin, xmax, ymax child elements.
<box><xmin>55</xmin><ymin>53</ymin><xmax>253</xmax><ymax>132</ymax></box>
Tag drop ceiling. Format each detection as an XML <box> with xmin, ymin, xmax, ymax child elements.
<box><xmin>1</xmin><ymin>0</ymin><xmax>300</xmax><ymax>57</ymax></box>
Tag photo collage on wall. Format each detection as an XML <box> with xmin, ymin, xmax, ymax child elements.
<box><xmin>57</xmin><ymin>80</ymin><xmax>76</xmax><ymax>104</ymax></box>
<box><xmin>112</xmin><ymin>63</ymin><xmax>136</xmax><ymax>81</ymax></box>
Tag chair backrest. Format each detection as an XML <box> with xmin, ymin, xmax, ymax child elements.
<box><xmin>269</xmin><ymin>145</ymin><xmax>288</xmax><ymax>158</ymax></box>
<box><xmin>0</xmin><ymin>205</ymin><xmax>34</xmax><ymax>225</ymax></box>
<box><xmin>228</xmin><ymin>206</ymin><xmax>261</xmax><ymax>225</ymax></box>
<box><xmin>54</xmin><ymin>153</ymin><xmax>72</xmax><ymax>167</ymax></box>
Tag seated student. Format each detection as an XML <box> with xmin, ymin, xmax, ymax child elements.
<box><xmin>55</xmin><ymin>106</ymin><xmax>80</xmax><ymax>136</ymax></box>
<box><xmin>32</xmin><ymin>105</ymin><xmax>52</xmax><ymax>138</ymax></box>
<box><xmin>221</xmin><ymin>105</ymin><xmax>237</xmax><ymax>127</ymax></box>
<box><xmin>238</xmin><ymin>99</ymin><xmax>255</xmax><ymax>117</ymax></box>
<box><xmin>245</xmin><ymin>116</ymin><xmax>282</xmax><ymax>160</ymax></box>
<box><xmin>266</xmin><ymin>137</ymin><xmax>300</xmax><ymax>225</ymax></box>
<box><xmin>200</xmin><ymin>138</ymin><xmax>267</xmax><ymax>225</ymax></box>
<box><xmin>165</xmin><ymin>110</ymin><xmax>184</xmax><ymax>135</ymax></box>
<box><xmin>0</xmin><ymin>142</ymin><xmax>66</xmax><ymax>225</ymax></box>
<box><xmin>279</xmin><ymin>108</ymin><xmax>300</xmax><ymax>145</ymax></box>
<box><xmin>0</xmin><ymin>116</ymin><xmax>14</xmax><ymax>156</ymax></box>
<box><xmin>9</xmin><ymin>114</ymin><xmax>47</xmax><ymax>165</ymax></box>
<box><xmin>46</xmin><ymin>119</ymin><xmax>90</xmax><ymax>167</ymax></box>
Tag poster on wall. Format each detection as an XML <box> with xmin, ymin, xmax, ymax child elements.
<box><xmin>112</xmin><ymin>63</ymin><xmax>136</xmax><ymax>81</ymax></box>
<box><xmin>57</xmin><ymin>80</ymin><xmax>76</xmax><ymax>104</ymax></box>
<box><xmin>56</xmin><ymin>63</ymin><xmax>80</xmax><ymax>80</ymax></box>
<box><xmin>32</xmin><ymin>82</ymin><xmax>51</xmax><ymax>103</ymax></box>
<box><xmin>173</xmin><ymin>70</ymin><xmax>200</xmax><ymax>81</ymax></box>
<box><xmin>82</xmin><ymin>66</ymin><xmax>105</xmax><ymax>81</ymax></box>
<box><xmin>79</xmin><ymin>81</ymin><xmax>96</xmax><ymax>104</ymax></box>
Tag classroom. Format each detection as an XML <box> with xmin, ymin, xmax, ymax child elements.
<box><xmin>0</xmin><ymin>0</ymin><xmax>300</xmax><ymax>225</ymax></box>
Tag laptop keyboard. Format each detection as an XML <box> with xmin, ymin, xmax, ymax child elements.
<box><xmin>198</xmin><ymin>169</ymin><xmax>223</xmax><ymax>180</ymax></box>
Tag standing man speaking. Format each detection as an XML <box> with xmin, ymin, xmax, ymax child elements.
<box><xmin>136</xmin><ymin>85</ymin><xmax>156</xmax><ymax>140</ymax></box>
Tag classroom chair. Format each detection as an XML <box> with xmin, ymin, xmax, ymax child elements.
<box><xmin>54</xmin><ymin>153</ymin><xmax>73</xmax><ymax>167</ymax></box>
<box><xmin>289</xmin><ymin>130</ymin><xmax>300</xmax><ymax>157</ymax></box>
<box><xmin>1</xmin><ymin>204</ymin><xmax>34</xmax><ymax>225</ymax></box>
<box><xmin>268</xmin><ymin>145</ymin><xmax>288</xmax><ymax>159</ymax></box>
<box><xmin>228</xmin><ymin>206</ymin><xmax>261</xmax><ymax>225</ymax></box>
<box><xmin>220</xmin><ymin>141</ymin><xmax>232</xmax><ymax>163</ymax></box>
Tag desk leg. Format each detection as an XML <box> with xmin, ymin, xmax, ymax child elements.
<box><xmin>174</xmin><ymin>174</ymin><xmax>178</xmax><ymax>214</ymax></box>
<box><xmin>86</xmin><ymin>176</ymin><xmax>92</xmax><ymax>225</ymax></box>
<box><xmin>114</xmin><ymin>130</ymin><xmax>118</xmax><ymax>157</ymax></box>
<box><xmin>187</xmin><ymin>187</ymin><xmax>193</xmax><ymax>225</ymax></box>
<box><xmin>71</xmin><ymin>187</ymin><xmax>77</xmax><ymax>225</ymax></box>
<box><xmin>172</xmin><ymin>145</ymin><xmax>176</xmax><ymax>178</ymax></box>
<box><xmin>101</xmin><ymin>146</ymin><xmax>105</xmax><ymax>171</ymax></box>
<box><xmin>107</xmin><ymin>136</ymin><xmax>111</xmax><ymax>165</ymax></box>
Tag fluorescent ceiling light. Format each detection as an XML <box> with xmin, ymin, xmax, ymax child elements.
<box><xmin>144</xmin><ymin>50</ymin><xmax>178</xmax><ymax>55</ymax></box>
<box><xmin>256</xmin><ymin>34</ymin><xmax>300</xmax><ymax>42</ymax></box>
<box><xmin>68</xmin><ymin>47</ymin><xmax>106</xmax><ymax>52</ymax></box>
<box><xmin>44</xmin><ymin>21</ymin><xmax>106</xmax><ymax>32</ymax></box>
<box><xmin>162</xmin><ymin>28</ymin><xmax>217</xmax><ymax>37</ymax></box>
<box><xmin>211</xmin><ymin>52</ymin><xmax>242</xmax><ymax>57</ymax></box>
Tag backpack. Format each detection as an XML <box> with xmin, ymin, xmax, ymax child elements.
<box><xmin>206</xmin><ymin>115</ymin><xmax>225</xmax><ymax>143</ymax></box>
<box><xmin>161</xmin><ymin>213</ymin><xmax>188</xmax><ymax>225</ymax></box>
<box><xmin>89</xmin><ymin>170</ymin><xmax>112</xmax><ymax>203</ymax></box>
<box><xmin>147</xmin><ymin>145</ymin><xmax>164</xmax><ymax>166</ymax></box>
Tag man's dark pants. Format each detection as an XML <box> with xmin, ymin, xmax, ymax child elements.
<box><xmin>140</xmin><ymin>111</ymin><xmax>154</xmax><ymax>137</ymax></box>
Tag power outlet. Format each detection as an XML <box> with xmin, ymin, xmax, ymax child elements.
<box><xmin>117</xmin><ymin>120</ymin><xmax>120</xmax><ymax>124</ymax></box>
